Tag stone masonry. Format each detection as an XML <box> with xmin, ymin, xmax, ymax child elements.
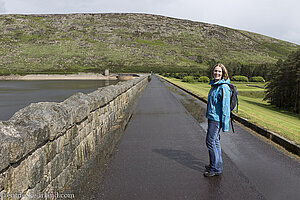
<box><xmin>0</xmin><ymin>74</ymin><xmax>149</xmax><ymax>199</ymax></box>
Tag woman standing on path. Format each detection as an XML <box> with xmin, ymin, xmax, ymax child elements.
<box><xmin>204</xmin><ymin>63</ymin><xmax>231</xmax><ymax>177</ymax></box>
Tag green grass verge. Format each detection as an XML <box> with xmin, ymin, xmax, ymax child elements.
<box><xmin>161</xmin><ymin>76</ymin><xmax>300</xmax><ymax>145</ymax></box>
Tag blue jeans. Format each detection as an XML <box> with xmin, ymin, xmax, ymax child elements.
<box><xmin>206</xmin><ymin>119</ymin><xmax>222</xmax><ymax>173</ymax></box>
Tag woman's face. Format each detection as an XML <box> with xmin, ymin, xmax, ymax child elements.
<box><xmin>213</xmin><ymin>66</ymin><xmax>223</xmax><ymax>81</ymax></box>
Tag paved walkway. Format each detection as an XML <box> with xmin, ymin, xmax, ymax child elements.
<box><xmin>75</xmin><ymin>75</ymin><xmax>300</xmax><ymax>200</ymax></box>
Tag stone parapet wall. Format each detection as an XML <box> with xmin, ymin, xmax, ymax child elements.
<box><xmin>0</xmin><ymin>74</ymin><xmax>150</xmax><ymax>199</ymax></box>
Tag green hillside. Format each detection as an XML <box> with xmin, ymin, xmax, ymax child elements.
<box><xmin>0</xmin><ymin>13</ymin><xmax>299</xmax><ymax>75</ymax></box>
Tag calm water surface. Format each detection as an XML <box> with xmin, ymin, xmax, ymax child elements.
<box><xmin>0</xmin><ymin>80</ymin><xmax>119</xmax><ymax>121</ymax></box>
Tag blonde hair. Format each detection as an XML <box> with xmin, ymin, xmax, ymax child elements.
<box><xmin>212</xmin><ymin>63</ymin><xmax>229</xmax><ymax>80</ymax></box>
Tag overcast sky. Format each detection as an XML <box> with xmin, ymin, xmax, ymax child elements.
<box><xmin>0</xmin><ymin>0</ymin><xmax>299</xmax><ymax>45</ymax></box>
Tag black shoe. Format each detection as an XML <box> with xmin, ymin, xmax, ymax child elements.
<box><xmin>203</xmin><ymin>171</ymin><xmax>222</xmax><ymax>177</ymax></box>
<box><xmin>205</xmin><ymin>165</ymin><xmax>210</xmax><ymax>171</ymax></box>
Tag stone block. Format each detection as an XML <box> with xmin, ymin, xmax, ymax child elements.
<box><xmin>49</xmin><ymin>155</ymin><xmax>65</xmax><ymax>181</ymax></box>
<box><xmin>14</xmin><ymin>120</ymin><xmax>49</xmax><ymax>158</ymax></box>
<box><xmin>71</xmin><ymin>134</ymin><xmax>80</xmax><ymax>150</ymax></box>
<box><xmin>43</xmin><ymin>141</ymin><xmax>57</xmax><ymax>164</ymax></box>
<box><xmin>61</xmin><ymin>92</ymin><xmax>91</xmax><ymax>125</ymax></box>
<box><xmin>0</xmin><ymin>122</ymin><xmax>26</xmax><ymax>165</ymax></box>
<box><xmin>10</xmin><ymin>102</ymin><xmax>70</xmax><ymax>141</ymax></box>
<box><xmin>0</xmin><ymin>137</ymin><xmax>10</xmax><ymax>172</ymax></box>
<box><xmin>62</xmin><ymin>144</ymin><xmax>73</xmax><ymax>164</ymax></box>
<box><xmin>87</xmin><ymin>91</ymin><xmax>107</xmax><ymax>110</ymax></box>
<box><xmin>68</xmin><ymin>126</ymin><xmax>78</xmax><ymax>140</ymax></box>
<box><xmin>53</xmin><ymin>165</ymin><xmax>72</xmax><ymax>191</ymax></box>
<box><xmin>5</xmin><ymin>158</ymin><xmax>29</xmax><ymax>194</ymax></box>
<box><xmin>85</xmin><ymin>132</ymin><xmax>96</xmax><ymax>153</ymax></box>
<box><xmin>8</xmin><ymin>139</ymin><xmax>26</xmax><ymax>165</ymax></box>
<box><xmin>73</xmin><ymin>147</ymin><xmax>82</xmax><ymax>169</ymax></box>
<box><xmin>55</xmin><ymin>135</ymin><xmax>64</xmax><ymax>155</ymax></box>
<box><xmin>41</xmin><ymin>162</ymin><xmax>52</xmax><ymax>189</ymax></box>
<box><xmin>28</xmin><ymin>149</ymin><xmax>44</xmax><ymax>189</ymax></box>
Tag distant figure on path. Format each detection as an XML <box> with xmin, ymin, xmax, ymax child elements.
<box><xmin>204</xmin><ymin>63</ymin><xmax>231</xmax><ymax>177</ymax></box>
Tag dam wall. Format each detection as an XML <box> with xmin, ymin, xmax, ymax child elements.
<box><xmin>0</xmin><ymin>74</ymin><xmax>150</xmax><ymax>199</ymax></box>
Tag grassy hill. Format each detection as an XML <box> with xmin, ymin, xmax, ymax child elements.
<box><xmin>0</xmin><ymin>13</ymin><xmax>299</xmax><ymax>75</ymax></box>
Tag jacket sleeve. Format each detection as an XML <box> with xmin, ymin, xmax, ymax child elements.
<box><xmin>221</xmin><ymin>85</ymin><xmax>231</xmax><ymax>132</ymax></box>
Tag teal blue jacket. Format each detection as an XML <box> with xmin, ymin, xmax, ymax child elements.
<box><xmin>206</xmin><ymin>78</ymin><xmax>231</xmax><ymax>132</ymax></box>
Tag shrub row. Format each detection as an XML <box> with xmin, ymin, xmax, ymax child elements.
<box><xmin>182</xmin><ymin>76</ymin><xmax>210</xmax><ymax>83</ymax></box>
<box><xmin>231</xmin><ymin>75</ymin><xmax>249</xmax><ymax>82</ymax></box>
<box><xmin>182</xmin><ymin>76</ymin><xmax>195</xmax><ymax>83</ymax></box>
<box><xmin>231</xmin><ymin>75</ymin><xmax>265</xmax><ymax>82</ymax></box>
<box><xmin>198</xmin><ymin>76</ymin><xmax>210</xmax><ymax>82</ymax></box>
<box><xmin>162</xmin><ymin>73</ymin><xmax>265</xmax><ymax>83</ymax></box>
<box><xmin>250</xmin><ymin>76</ymin><xmax>265</xmax><ymax>82</ymax></box>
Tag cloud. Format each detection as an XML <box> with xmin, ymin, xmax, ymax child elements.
<box><xmin>1</xmin><ymin>0</ymin><xmax>300</xmax><ymax>44</ymax></box>
<box><xmin>179</xmin><ymin>0</ymin><xmax>300</xmax><ymax>44</ymax></box>
<box><xmin>2</xmin><ymin>0</ymin><xmax>174</xmax><ymax>14</ymax></box>
<box><xmin>0</xmin><ymin>0</ymin><xmax>6</xmax><ymax>13</ymax></box>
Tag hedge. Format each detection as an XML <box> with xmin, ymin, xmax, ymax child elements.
<box><xmin>198</xmin><ymin>76</ymin><xmax>210</xmax><ymax>82</ymax></box>
<box><xmin>182</xmin><ymin>76</ymin><xmax>195</xmax><ymax>83</ymax></box>
<box><xmin>231</xmin><ymin>75</ymin><xmax>249</xmax><ymax>82</ymax></box>
<box><xmin>250</xmin><ymin>76</ymin><xmax>265</xmax><ymax>82</ymax></box>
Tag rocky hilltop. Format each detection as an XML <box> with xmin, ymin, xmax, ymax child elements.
<box><xmin>0</xmin><ymin>13</ymin><xmax>298</xmax><ymax>74</ymax></box>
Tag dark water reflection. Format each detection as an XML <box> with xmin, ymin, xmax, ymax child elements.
<box><xmin>0</xmin><ymin>80</ymin><xmax>119</xmax><ymax>121</ymax></box>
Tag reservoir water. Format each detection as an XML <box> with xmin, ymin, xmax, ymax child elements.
<box><xmin>0</xmin><ymin>80</ymin><xmax>119</xmax><ymax>121</ymax></box>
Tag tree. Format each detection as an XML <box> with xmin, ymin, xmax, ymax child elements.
<box><xmin>284</xmin><ymin>49</ymin><xmax>300</xmax><ymax>113</ymax></box>
<box><xmin>264</xmin><ymin>49</ymin><xmax>300</xmax><ymax>113</ymax></box>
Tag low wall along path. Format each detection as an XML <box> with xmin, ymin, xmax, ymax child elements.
<box><xmin>0</xmin><ymin>74</ymin><xmax>150</xmax><ymax>199</ymax></box>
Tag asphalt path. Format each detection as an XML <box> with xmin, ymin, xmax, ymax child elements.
<box><xmin>76</xmin><ymin>75</ymin><xmax>300</xmax><ymax>200</ymax></box>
